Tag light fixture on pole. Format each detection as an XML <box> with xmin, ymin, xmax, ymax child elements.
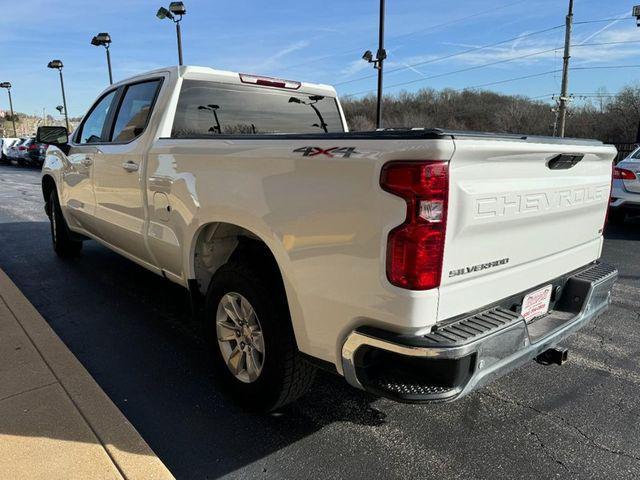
<box><xmin>157</xmin><ymin>2</ymin><xmax>186</xmax><ymax>66</ymax></box>
<box><xmin>91</xmin><ymin>32</ymin><xmax>113</xmax><ymax>84</ymax></box>
<box><xmin>0</xmin><ymin>82</ymin><xmax>17</xmax><ymax>137</ymax></box>
<box><xmin>362</xmin><ymin>0</ymin><xmax>387</xmax><ymax>129</ymax></box>
<box><xmin>288</xmin><ymin>96</ymin><xmax>329</xmax><ymax>133</ymax></box>
<box><xmin>198</xmin><ymin>104</ymin><xmax>222</xmax><ymax>133</ymax></box>
<box><xmin>47</xmin><ymin>60</ymin><xmax>70</xmax><ymax>131</ymax></box>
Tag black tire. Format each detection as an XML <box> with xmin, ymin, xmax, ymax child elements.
<box><xmin>49</xmin><ymin>190</ymin><xmax>82</xmax><ymax>257</ymax></box>
<box><xmin>205</xmin><ymin>261</ymin><xmax>316</xmax><ymax>412</ymax></box>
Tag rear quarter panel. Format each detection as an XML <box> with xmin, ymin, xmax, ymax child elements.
<box><xmin>146</xmin><ymin>138</ymin><xmax>455</xmax><ymax>366</ymax></box>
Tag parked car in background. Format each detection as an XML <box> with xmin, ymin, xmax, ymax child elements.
<box><xmin>26</xmin><ymin>139</ymin><xmax>46</xmax><ymax>167</ymax></box>
<box><xmin>7</xmin><ymin>138</ymin><xmax>28</xmax><ymax>163</ymax></box>
<box><xmin>9</xmin><ymin>137</ymin><xmax>42</xmax><ymax>167</ymax></box>
<box><xmin>1</xmin><ymin>137</ymin><xmax>20</xmax><ymax>163</ymax></box>
<box><xmin>610</xmin><ymin>147</ymin><xmax>640</xmax><ymax>223</ymax></box>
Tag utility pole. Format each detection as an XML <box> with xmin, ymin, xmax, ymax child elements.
<box><xmin>362</xmin><ymin>0</ymin><xmax>387</xmax><ymax>129</ymax></box>
<box><xmin>376</xmin><ymin>0</ymin><xmax>386</xmax><ymax>129</ymax></box>
<box><xmin>633</xmin><ymin>6</ymin><xmax>640</xmax><ymax>143</ymax></box>
<box><xmin>558</xmin><ymin>0</ymin><xmax>574</xmax><ymax>137</ymax></box>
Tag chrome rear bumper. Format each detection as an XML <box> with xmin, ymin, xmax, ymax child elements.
<box><xmin>341</xmin><ymin>262</ymin><xmax>618</xmax><ymax>403</ymax></box>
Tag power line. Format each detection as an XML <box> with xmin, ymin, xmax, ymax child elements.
<box><xmin>278</xmin><ymin>0</ymin><xmax>530</xmax><ymax>73</ymax></box>
<box><xmin>343</xmin><ymin>65</ymin><xmax>640</xmax><ymax>99</ymax></box>
<box><xmin>462</xmin><ymin>70</ymin><xmax>561</xmax><ymax>91</ymax></box>
<box><xmin>341</xmin><ymin>41</ymin><xmax>640</xmax><ymax>97</ymax></box>
<box><xmin>335</xmin><ymin>25</ymin><xmax>565</xmax><ymax>87</ymax></box>
<box><xmin>574</xmin><ymin>17</ymin><xmax>636</xmax><ymax>25</ymax></box>
<box><xmin>342</xmin><ymin>49</ymin><xmax>558</xmax><ymax>96</ymax></box>
<box><xmin>467</xmin><ymin>65</ymin><xmax>640</xmax><ymax>90</ymax></box>
<box><xmin>335</xmin><ymin>16</ymin><xmax>636</xmax><ymax>88</ymax></box>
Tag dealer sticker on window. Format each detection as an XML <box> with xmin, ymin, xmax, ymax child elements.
<box><xmin>521</xmin><ymin>285</ymin><xmax>553</xmax><ymax>322</ymax></box>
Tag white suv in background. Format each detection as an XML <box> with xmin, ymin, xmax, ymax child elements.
<box><xmin>1</xmin><ymin>137</ymin><xmax>20</xmax><ymax>163</ymax></box>
<box><xmin>610</xmin><ymin>147</ymin><xmax>640</xmax><ymax>223</ymax></box>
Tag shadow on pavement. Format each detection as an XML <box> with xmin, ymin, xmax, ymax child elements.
<box><xmin>604</xmin><ymin>215</ymin><xmax>640</xmax><ymax>241</ymax></box>
<box><xmin>0</xmin><ymin>221</ymin><xmax>385</xmax><ymax>479</ymax></box>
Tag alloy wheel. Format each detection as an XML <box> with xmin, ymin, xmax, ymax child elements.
<box><xmin>216</xmin><ymin>292</ymin><xmax>265</xmax><ymax>383</ymax></box>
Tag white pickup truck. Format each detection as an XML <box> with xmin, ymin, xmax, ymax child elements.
<box><xmin>38</xmin><ymin>66</ymin><xmax>618</xmax><ymax>412</ymax></box>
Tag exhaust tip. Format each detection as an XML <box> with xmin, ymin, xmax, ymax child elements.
<box><xmin>535</xmin><ymin>347</ymin><xmax>569</xmax><ymax>366</ymax></box>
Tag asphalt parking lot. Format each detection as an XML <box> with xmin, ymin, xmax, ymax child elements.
<box><xmin>0</xmin><ymin>163</ymin><xmax>639</xmax><ymax>480</ymax></box>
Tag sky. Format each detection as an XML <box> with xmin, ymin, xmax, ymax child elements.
<box><xmin>1</xmin><ymin>0</ymin><xmax>640</xmax><ymax>117</ymax></box>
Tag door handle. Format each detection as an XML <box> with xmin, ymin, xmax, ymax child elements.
<box><xmin>81</xmin><ymin>157</ymin><xmax>93</xmax><ymax>167</ymax></box>
<box><xmin>122</xmin><ymin>161</ymin><xmax>139</xmax><ymax>172</ymax></box>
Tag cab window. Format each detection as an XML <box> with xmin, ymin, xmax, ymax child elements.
<box><xmin>171</xmin><ymin>80</ymin><xmax>345</xmax><ymax>137</ymax></box>
<box><xmin>77</xmin><ymin>90</ymin><xmax>117</xmax><ymax>144</ymax></box>
<box><xmin>111</xmin><ymin>80</ymin><xmax>162</xmax><ymax>143</ymax></box>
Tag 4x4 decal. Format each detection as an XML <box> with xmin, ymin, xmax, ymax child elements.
<box><xmin>293</xmin><ymin>146</ymin><xmax>358</xmax><ymax>158</ymax></box>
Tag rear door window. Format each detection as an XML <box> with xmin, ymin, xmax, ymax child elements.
<box><xmin>172</xmin><ymin>80</ymin><xmax>344</xmax><ymax>137</ymax></box>
<box><xmin>111</xmin><ymin>80</ymin><xmax>162</xmax><ymax>143</ymax></box>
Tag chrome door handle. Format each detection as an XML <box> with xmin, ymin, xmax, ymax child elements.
<box><xmin>81</xmin><ymin>157</ymin><xmax>93</xmax><ymax>167</ymax></box>
<box><xmin>122</xmin><ymin>161</ymin><xmax>139</xmax><ymax>172</ymax></box>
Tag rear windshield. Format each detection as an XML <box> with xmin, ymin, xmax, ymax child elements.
<box><xmin>171</xmin><ymin>80</ymin><xmax>344</xmax><ymax>137</ymax></box>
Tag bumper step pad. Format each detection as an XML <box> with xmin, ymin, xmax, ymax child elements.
<box><xmin>425</xmin><ymin>308</ymin><xmax>522</xmax><ymax>346</ymax></box>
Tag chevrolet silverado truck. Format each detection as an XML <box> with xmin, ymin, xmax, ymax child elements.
<box><xmin>37</xmin><ymin>66</ymin><xmax>618</xmax><ymax>412</ymax></box>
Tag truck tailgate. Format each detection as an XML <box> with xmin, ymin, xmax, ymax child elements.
<box><xmin>438</xmin><ymin>137</ymin><xmax>616</xmax><ymax>322</ymax></box>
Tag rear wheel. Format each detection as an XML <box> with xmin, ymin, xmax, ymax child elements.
<box><xmin>49</xmin><ymin>190</ymin><xmax>82</xmax><ymax>257</ymax></box>
<box><xmin>205</xmin><ymin>261</ymin><xmax>316</xmax><ymax>412</ymax></box>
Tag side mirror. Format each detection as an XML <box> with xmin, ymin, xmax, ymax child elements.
<box><xmin>37</xmin><ymin>126</ymin><xmax>69</xmax><ymax>153</ymax></box>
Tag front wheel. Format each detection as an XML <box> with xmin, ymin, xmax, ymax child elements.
<box><xmin>205</xmin><ymin>261</ymin><xmax>316</xmax><ymax>412</ymax></box>
<box><xmin>49</xmin><ymin>190</ymin><xmax>82</xmax><ymax>257</ymax></box>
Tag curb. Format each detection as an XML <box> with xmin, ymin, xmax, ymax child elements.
<box><xmin>0</xmin><ymin>267</ymin><xmax>174</xmax><ymax>480</ymax></box>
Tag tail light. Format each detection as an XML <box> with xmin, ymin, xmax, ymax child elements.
<box><xmin>613</xmin><ymin>167</ymin><xmax>637</xmax><ymax>180</ymax></box>
<box><xmin>380</xmin><ymin>161</ymin><xmax>449</xmax><ymax>290</ymax></box>
<box><xmin>18</xmin><ymin>146</ymin><xmax>26</xmax><ymax>151</ymax></box>
<box><xmin>28</xmin><ymin>143</ymin><xmax>39</xmax><ymax>150</ymax></box>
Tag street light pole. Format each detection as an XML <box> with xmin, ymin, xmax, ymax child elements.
<box><xmin>0</xmin><ymin>85</ymin><xmax>17</xmax><ymax>137</ymax></box>
<box><xmin>157</xmin><ymin>2</ymin><xmax>186</xmax><ymax>66</ymax></box>
<box><xmin>176</xmin><ymin>20</ymin><xmax>184</xmax><ymax>66</ymax></box>
<box><xmin>7</xmin><ymin>88</ymin><xmax>16</xmax><ymax>137</ymax></box>
<box><xmin>557</xmin><ymin>0</ymin><xmax>574</xmax><ymax>138</ymax></box>
<box><xmin>91</xmin><ymin>33</ymin><xmax>113</xmax><ymax>84</ymax></box>
<box><xmin>59</xmin><ymin>70</ymin><xmax>70</xmax><ymax>131</ymax></box>
<box><xmin>105</xmin><ymin>46</ymin><xmax>113</xmax><ymax>84</ymax></box>
<box><xmin>0</xmin><ymin>82</ymin><xmax>17</xmax><ymax>137</ymax></box>
<box><xmin>376</xmin><ymin>0</ymin><xmax>386</xmax><ymax>129</ymax></box>
<box><xmin>48</xmin><ymin>60</ymin><xmax>70</xmax><ymax>131</ymax></box>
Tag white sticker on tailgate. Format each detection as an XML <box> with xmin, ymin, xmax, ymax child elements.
<box><xmin>521</xmin><ymin>285</ymin><xmax>553</xmax><ymax>322</ymax></box>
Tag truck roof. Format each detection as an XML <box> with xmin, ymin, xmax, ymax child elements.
<box><xmin>112</xmin><ymin>65</ymin><xmax>338</xmax><ymax>98</ymax></box>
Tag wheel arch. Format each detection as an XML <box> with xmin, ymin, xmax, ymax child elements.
<box><xmin>188</xmin><ymin>220</ymin><xmax>308</xmax><ymax>351</ymax></box>
<box><xmin>41</xmin><ymin>174</ymin><xmax>57</xmax><ymax>215</ymax></box>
